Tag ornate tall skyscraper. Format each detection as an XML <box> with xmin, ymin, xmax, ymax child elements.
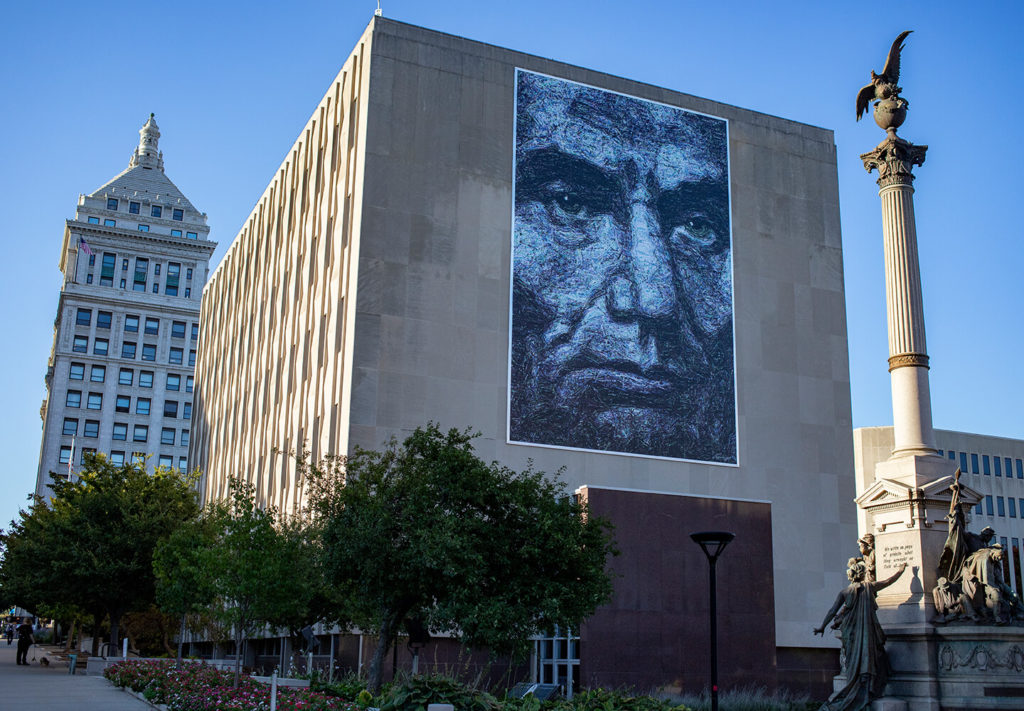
<box><xmin>35</xmin><ymin>115</ymin><xmax>216</xmax><ymax>496</ymax></box>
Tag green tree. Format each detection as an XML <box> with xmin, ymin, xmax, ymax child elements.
<box><xmin>153</xmin><ymin>513</ymin><xmax>218</xmax><ymax>666</ymax></box>
<box><xmin>206</xmin><ymin>478</ymin><xmax>319</xmax><ymax>687</ymax></box>
<box><xmin>302</xmin><ymin>424</ymin><xmax>617</xmax><ymax>693</ymax></box>
<box><xmin>0</xmin><ymin>455</ymin><xmax>201</xmax><ymax>653</ymax></box>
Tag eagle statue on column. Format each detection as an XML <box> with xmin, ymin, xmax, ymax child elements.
<box><xmin>856</xmin><ymin>30</ymin><xmax>912</xmax><ymax>121</ymax></box>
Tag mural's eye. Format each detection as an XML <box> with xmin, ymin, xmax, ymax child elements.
<box><xmin>542</xmin><ymin>180</ymin><xmax>590</xmax><ymax>220</ymax></box>
<box><xmin>671</xmin><ymin>214</ymin><xmax>719</xmax><ymax>249</ymax></box>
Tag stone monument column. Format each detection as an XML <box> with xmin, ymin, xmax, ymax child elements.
<box><xmin>862</xmin><ymin>134</ymin><xmax>934</xmax><ymax>458</ymax></box>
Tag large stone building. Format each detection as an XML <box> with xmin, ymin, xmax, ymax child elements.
<box><xmin>35</xmin><ymin>116</ymin><xmax>216</xmax><ymax>497</ymax></box>
<box><xmin>191</xmin><ymin>17</ymin><xmax>856</xmax><ymax>693</ymax></box>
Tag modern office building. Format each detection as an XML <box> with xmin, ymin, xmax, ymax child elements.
<box><xmin>35</xmin><ymin>115</ymin><xmax>216</xmax><ymax>497</ymax></box>
<box><xmin>855</xmin><ymin>426</ymin><xmax>1024</xmax><ymax>599</ymax></box>
<box><xmin>192</xmin><ymin>17</ymin><xmax>856</xmax><ymax>693</ymax></box>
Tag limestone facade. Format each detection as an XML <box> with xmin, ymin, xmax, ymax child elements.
<box><xmin>35</xmin><ymin>116</ymin><xmax>216</xmax><ymax>497</ymax></box>
<box><xmin>191</xmin><ymin>16</ymin><xmax>856</xmax><ymax>679</ymax></box>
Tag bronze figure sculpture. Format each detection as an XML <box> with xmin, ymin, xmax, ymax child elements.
<box><xmin>856</xmin><ymin>30</ymin><xmax>912</xmax><ymax>123</ymax></box>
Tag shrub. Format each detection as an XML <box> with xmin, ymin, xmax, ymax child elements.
<box><xmin>380</xmin><ymin>673</ymin><xmax>498</xmax><ymax>711</ymax></box>
<box><xmin>554</xmin><ymin>689</ymin><xmax>688</xmax><ymax>711</ymax></box>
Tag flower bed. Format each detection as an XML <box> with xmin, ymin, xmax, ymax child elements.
<box><xmin>104</xmin><ymin>659</ymin><xmax>360</xmax><ymax>711</ymax></box>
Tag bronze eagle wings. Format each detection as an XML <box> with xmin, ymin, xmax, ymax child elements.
<box><xmin>856</xmin><ymin>30</ymin><xmax>912</xmax><ymax>121</ymax></box>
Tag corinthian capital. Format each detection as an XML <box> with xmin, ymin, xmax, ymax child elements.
<box><xmin>861</xmin><ymin>133</ymin><xmax>928</xmax><ymax>188</ymax></box>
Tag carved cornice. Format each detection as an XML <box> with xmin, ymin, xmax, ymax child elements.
<box><xmin>888</xmin><ymin>353</ymin><xmax>930</xmax><ymax>371</ymax></box>
<box><xmin>938</xmin><ymin>643</ymin><xmax>1024</xmax><ymax>674</ymax></box>
<box><xmin>861</xmin><ymin>132</ymin><xmax>928</xmax><ymax>188</ymax></box>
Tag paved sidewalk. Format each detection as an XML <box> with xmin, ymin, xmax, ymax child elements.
<box><xmin>0</xmin><ymin>640</ymin><xmax>149</xmax><ymax>710</ymax></box>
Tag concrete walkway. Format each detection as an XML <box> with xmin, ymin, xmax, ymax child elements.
<box><xmin>0</xmin><ymin>640</ymin><xmax>149</xmax><ymax>710</ymax></box>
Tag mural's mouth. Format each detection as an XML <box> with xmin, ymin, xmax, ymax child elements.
<box><xmin>560</xmin><ymin>366</ymin><xmax>677</xmax><ymax>407</ymax></box>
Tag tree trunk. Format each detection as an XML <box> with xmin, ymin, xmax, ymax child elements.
<box><xmin>109</xmin><ymin>611</ymin><xmax>121</xmax><ymax>657</ymax></box>
<box><xmin>90</xmin><ymin>616</ymin><xmax>100</xmax><ymax>656</ymax></box>
<box><xmin>176</xmin><ymin>614</ymin><xmax>186</xmax><ymax>669</ymax></box>
<box><xmin>63</xmin><ymin>619</ymin><xmax>76</xmax><ymax>654</ymax></box>
<box><xmin>233</xmin><ymin>626</ymin><xmax>243</xmax><ymax>688</ymax></box>
<box><xmin>367</xmin><ymin>613</ymin><xmax>399</xmax><ymax>693</ymax></box>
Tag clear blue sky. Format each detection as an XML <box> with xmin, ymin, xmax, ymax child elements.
<box><xmin>2</xmin><ymin>1</ymin><xmax>1022</xmax><ymax>530</ymax></box>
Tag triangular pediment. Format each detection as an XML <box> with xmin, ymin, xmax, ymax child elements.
<box><xmin>856</xmin><ymin>475</ymin><xmax>982</xmax><ymax>508</ymax></box>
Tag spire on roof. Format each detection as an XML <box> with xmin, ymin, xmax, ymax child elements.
<box><xmin>128</xmin><ymin>113</ymin><xmax>164</xmax><ymax>171</ymax></box>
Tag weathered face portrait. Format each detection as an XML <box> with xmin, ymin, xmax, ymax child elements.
<box><xmin>509</xmin><ymin>70</ymin><xmax>736</xmax><ymax>463</ymax></box>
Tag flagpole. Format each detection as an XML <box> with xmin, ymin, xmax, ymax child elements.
<box><xmin>69</xmin><ymin>435</ymin><xmax>75</xmax><ymax>480</ymax></box>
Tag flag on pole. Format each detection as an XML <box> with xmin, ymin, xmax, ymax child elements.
<box><xmin>79</xmin><ymin>237</ymin><xmax>93</xmax><ymax>256</ymax></box>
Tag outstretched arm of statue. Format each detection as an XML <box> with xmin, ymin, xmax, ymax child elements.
<box><xmin>875</xmin><ymin>562</ymin><xmax>908</xmax><ymax>592</ymax></box>
<box><xmin>813</xmin><ymin>593</ymin><xmax>845</xmax><ymax>636</ymax></box>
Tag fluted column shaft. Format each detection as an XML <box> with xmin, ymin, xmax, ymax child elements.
<box><xmin>862</xmin><ymin>132</ymin><xmax>935</xmax><ymax>458</ymax></box>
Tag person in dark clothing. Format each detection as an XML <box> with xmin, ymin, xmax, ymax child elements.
<box><xmin>16</xmin><ymin>620</ymin><xmax>34</xmax><ymax>665</ymax></box>
<box><xmin>5</xmin><ymin>623</ymin><xmax>13</xmax><ymax>645</ymax></box>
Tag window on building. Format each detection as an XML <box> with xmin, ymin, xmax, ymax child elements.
<box><xmin>76</xmin><ymin>308</ymin><xmax>91</xmax><ymax>326</ymax></box>
<box><xmin>100</xmin><ymin>253</ymin><xmax>117</xmax><ymax>286</ymax></box>
<box><xmin>142</xmin><ymin>344</ymin><xmax>157</xmax><ymax>362</ymax></box>
<box><xmin>59</xmin><ymin>446</ymin><xmax>72</xmax><ymax>464</ymax></box>
<box><xmin>1018</xmin><ymin>460</ymin><xmax>1024</xmax><ymax>479</ymax></box>
<box><xmin>120</xmin><ymin>278</ymin><xmax>126</xmax><ymax>289</ymax></box>
<box><xmin>983</xmin><ymin>455</ymin><xmax>992</xmax><ymax>476</ymax></box>
<box><xmin>87</xmin><ymin>393</ymin><xmax>102</xmax><ymax>410</ymax></box>
<box><xmin>152</xmin><ymin>283</ymin><xmax>159</xmax><ymax>294</ymax></box>
<box><xmin>124</xmin><ymin>315</ymin><xmax>139</xmax><ymax>334</ymax></box>
<box><xmin>188</xmin><ymin>350</ymin><xmax>196</xmax><ymax>367</ymax></box>
<box><xmin>1009</xmin><ymin>458</ymin><xmax>1017</xmax><ymax>479</ymax></box>
<box><xmin>995</xmin><ymin>457</ymin><xmax>1003</xmax><ymax>477</ymax></box>
<box><xmin>129</xmin><ymin>201</ymin><xmax>140</xmax><ymax>215</ymax></box>
<box><xmin>986</xmin><ymin>495</ymin><xmax>995</xmax><ymax>516</ymax></box>
<box><xmin>115</xmin><ymin>395</ymin><xmax>130</xmax><ymax>413</ymax></box>
<box><xmin>971</xmin><ymin>453</ymin><xmax>980</xmax><ymax>474</ymax></box>
<box><xmin>110</xmin><ymin>451</ymin><xmax>125</xmax><ymax>466</ymax></box>
<box><xmin>134</xmin><ymin>258</ymin><xmax>149</xmax><ymax>291</ymax></box>
<box><xmin>136</xmin><ymin>398</ymin><xmax>150</xmax><ymax>415</ymax></box>
<box><xmin>90</xmin><ymin>365</ymin><xmax>105</xmax><ymax>383</ymax></box>
<box><xmin>158</xmin><ymin>455</ymin><xmax>174</xmax><ymax>469</ymax></box>
<box><xmin>151</xmin><ymin>205</ymin><xmax>162</xmax><ymax>218</ymax></box>
<box><xmin>66</xmin><ymin>391</ymin><xmax>81</xmax><ymax>408</ymax></box>
<box><xmin>122</xmin><ymin>258</ymin><xmax>129</xmax><ymax>271</ymax></box>
<box><xmin>140</xmin><ymin>371</ymin><xmax>154</xmax><ymax>388</ymax></box>
<box><xmin>1011</xmin><ymin>498</ymin><xmax>1018</xmax><ymax>518</ymax></box>
<box><xmin>86</xmin><ymin>274</ymin><xmax>93</xmax><ymax>284</ymax></box>
<box><xmin>171</xmin><ymin>229</ymin><xmax>182</xmax><ymax>237</ymax></box>
<box><xmin>145</xmin><ymin>317</ymin><xmax>159</xmax><ymax>335</ymax></box>
<box><xmin>180</xmin><ymin>429</ymin><xmax>190</xmax><ymax>447</ymax></box>
<box><xmin>186</xmin><ymin>232</ymin><xmax>197</xmax><ymax>240</ymax></box>
<box><xmin>947</xmin><ymin>450</ymin><xmax>956</xmax><ymax>461</ymax></box>
<box><xmin>112</xmin><ymin>423</ymin><xmax>127</xmax><ymax>441</ymax></box>
<box><xmin>190</xmin><ymin>323</ymin><xmax>198</xmax><ymax>340</ymax></box>
<box><xmin>62</xmin><ymin>418</ymin><xmax>78</xmax><ymax>436</ymax></box>
<box><xmin>178</xmin><ymin>457</ymin><xmax>188</xmax><ymax>471</ymax></box>
<box><xmin>997</xmin><ymin>497</ymin><xmax>1006</xmax><ymax>517</ymax></box>
<box><xmin>69</xmin><ymin>363</ymin><xmax>85</xmax><ymax>380</ymax></box>
<box><xmin>96</xmin><ymin>311</ymin><xmax>112</xmax><ymax>329</ymax></box>
<box><xmin>161</xmin><ymin>428</ymin><xmax>175</xmax><ymax>445</ymax></box>
<box><xmin>171</xmin><ymin>321</ymin><xmax>186</xmax><ymax>339</ymax></box>
<box><xmin>118</xmin><ymin>368</ymin><xmax>133</xmax><ymax>385</ymax></box>
<box><xmin>169</xmin><ymin>348</ymin><xmax>183</xmax><ymax>365</ymax></box>
<box><xmin>154</xmin><ymin>264</ymin><xmax>161</xmax><ymax>276</ymax></box>
<box><xmin>88</xmin><ymin>254</ymin><xmax>96</xmax><ymax>267</ymax></box>
<box><xmin>959</xmin><ymin>452</ymin><xmax>968</xmax><ymax>472</ymax></box>
<box><xmin>164</xmin><ymin>401</ymin><xmax>178</xmax><ymax>418</ymax></box>
<box><xmin>186</xmin><ymin>268</ymin><xmax>193</xmax><ymax>281</ymax></box>
<box><xmin>172</xmin><ymin>208</ymin><xmax>183</xmax><ymax>221</ymax></box>
<box><xmin>166</xmin><ymin>263</ymin><xmax>181</xmax><ymax>296</ymax></box>
<box><xmin>73</xmin><ymin>335</ymin><xmax>88</xmax><ymax>353</ymax></box>
<box><xmin>80</xmin><ymin>448</ymin><xmax>96</xmax><ymax>464</ymax></box>
<box><xmin>87</xmin><ymin>216</ymin><xmax>100</xmax><ymax>224</ymax></box>
<box><xmin>185</xmin><ymin>375</ymin><xmax>193</xmax><ymax>393</ymax></box>
<box><xmin>138</xmin><ymin>224</ymin><xmax>150</xmax><ymax>232</ymax></box>
<box><xmin>121</xmin><ymin>342</ymin><xmax>137</xmax><ymax>359</ymax></box>
<box><xmin>184</xmin><ymin>288</ymin><xmax>191</xmax><ymax>298</ymax></box>
<box><xmin>131</xmin><ymin>452</ymin><xmax>145</xmax><ymax>465</ymax></box>
<box><xmin>133</xmin><ymin>425</ymin><xmax>148</xmax><ymax>442</ymax></box>
<box><xmin>107</xmin><ymin>198</ymin><xmax>118</xmax><ymax>210</ymax></box>
<box><xmin>93</xmin><ymin>338</ymin><xmax>108</xmax><ymax>356</ymax></box>
<box><xmin>183</xmin><ymin>402</ymin><xmax>191</xmax><ymax>420</ymax></box>
<box><xmin>104</xmin><ymin>219</ymin><xmax>116</xmax><ymax>227</ymax></box>
<box><xmin>83</xmin><ymin>420</ymin><xmax>99</xmax><ymax>438</ymax></box>
<box><xmin>166</xmin><ymin>374</ymin><xmax>180</xmax><ymax>391</ymax></box>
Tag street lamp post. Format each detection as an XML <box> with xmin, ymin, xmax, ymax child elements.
<box><xmin>690</xmin><ymin>531</ymin><xmax>735</xmax><ymax>711</ymax></box>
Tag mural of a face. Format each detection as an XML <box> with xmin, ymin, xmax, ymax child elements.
<box><xmin>509</xmin><ymin>70</ymin><xmax>736</xmax><ymax>463</ymax></box>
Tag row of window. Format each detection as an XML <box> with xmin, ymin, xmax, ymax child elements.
<box><xmin>62</xmin><ymin>418</ymin><xmax>189</xmax><ymax>445</ymax></box>
<box><xmin>85</xmin><ymin>253</ymin><xmax>194</xmax><ymax>294</ymax></box>
<box><xmin>59</xmin><ymin>446</ymin><xmax>187</xmax><ymax>471</ymax></box>
<box><xmin>978</xmin><ymin>494</ymin><xmax>1024</xmax><ymax>520</ymax></box>
<box><xmin>69</xmin><ymin>363</ymin><xmax>193</xmax><ymax>391</ymax></box>
<box><xmin>105</xmin><ymin>197</ymin><xmax>186</xmax><ymax>222</ymax></box>
<box><xmin>65</xmin><ymin>390</ymin><xmax>191</xmax><ymax>419</ymax></box>
<box><xmin>88</xmin><ymin>215</ymin><xmax>197</xmax><ymax>239</ymax></box>
<box><xmin>76</xmin><ymin>309</ymin><xmax>197</xmax><ymax>340</ymax></box>
<box><xmin>71</xmin><ymin>335</ymin><xmax>195</xmax><ymax>365</ymax></box>
<box><xmin>939</xmin><ymin>449</ymin><xmax>1024</xmax><ymax>479</ymax></box>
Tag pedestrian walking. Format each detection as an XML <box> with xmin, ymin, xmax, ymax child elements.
<box><xmin>16</xmin><ymin>619</ymin><xmax>34</xmax><ymax>665</ymax></box>
<box><xmin>5</xmin><ymin>623</ymin><xmax>13</xmax><ymax>645</ymax></box>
